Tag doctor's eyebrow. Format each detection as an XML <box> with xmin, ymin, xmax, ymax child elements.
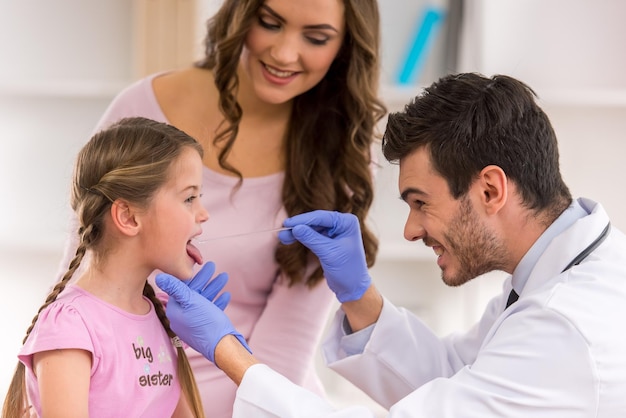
<box><xmin>400</xmin><ymin>188</ymin><xmax>428</xmax><ymax>202</ymax></box>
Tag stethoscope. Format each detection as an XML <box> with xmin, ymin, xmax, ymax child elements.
<box><xmin>507</xmin><ymin>222</ymin><xmax>611</xmax><ymax>309</ymax></box>
<box><xmin>561</xmin><ymin>222</ymin><xmax>611</xmax><ymax>273</ymax></box>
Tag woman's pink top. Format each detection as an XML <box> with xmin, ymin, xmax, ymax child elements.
<box><xmin>56</xmin><ymin>73</ymin><xmax>335</xmax><ymax>417</ymax></box>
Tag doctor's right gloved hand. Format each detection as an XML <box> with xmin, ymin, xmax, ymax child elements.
<box><xmin>279</xmin><ymin>210</ymin><xmax>371</xmax><ymax>303</ymax></box>
<box><xmin>155</xmin><ymin>270</ymin><xmax>251</xmax><ymax>363</ymax></box>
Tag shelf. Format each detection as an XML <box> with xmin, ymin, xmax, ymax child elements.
<box><xmin>381</xmin><ymin>84</ymin><xmax>426</xmax><ymax>111</ymax></box>
<box><xmin>381</xmin><ymin>84</ymin><xmax>626</xmax><ymax>110</ymax></box>
<box><xmin>536</xmin><ymin>88</ymin><xmax>626</xmax><ymax>108</ymax></box>
<box><xmin>0</xmin><ymin>79</ymin><xmax>131</xmax><ymax>99</ymax></box>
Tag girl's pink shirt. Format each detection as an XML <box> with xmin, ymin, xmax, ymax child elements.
<box><xmin>19</xmin><ymin>285</ymin><xmax>181</xmax><ymax>417</ymax></box>
<box><xmin>55</xmin><ymin>73</ymin><xmax>335</xmax><ymax>417</ymax></box>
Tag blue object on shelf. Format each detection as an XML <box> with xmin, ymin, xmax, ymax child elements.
<box><xmin>397</xmin><ymin>6</ymin><xmax>445</xmax><ymax>85</ymax></box>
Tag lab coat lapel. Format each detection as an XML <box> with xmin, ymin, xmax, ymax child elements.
<box><xmin>521</xmin><ymin>198</ymin><xmax>610</xmax><ymax>297</ymax></box>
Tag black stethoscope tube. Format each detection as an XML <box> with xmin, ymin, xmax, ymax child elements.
<box><xmin>561</xmin><ymin>222</ymin><xmax>611</xmax><ymax>273</ymax></box>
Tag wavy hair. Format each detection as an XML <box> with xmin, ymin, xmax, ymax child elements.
<box><xmin>383</xmin><ymin>73</ymin><xmax>572</xmax><ymax>219</ymax></box>
<box><xmin>196</xmin><ymin>0</ymin><xmax>386</xmax><ymax>286</ymax></box>
<box><xmin>2</xmin><ymin>118</ymin><xmax>206</xmax><ymax>418</ymax></box>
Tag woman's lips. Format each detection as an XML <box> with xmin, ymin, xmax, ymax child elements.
<box><xmin>264</xmin><ymin>63</ymin><xmax>296</xmax><ymax>78</ymax></box>
<box><xmin>261</xmin><ymin>63</ymin><xmax>299</xmax><ymax>85</ymax></box>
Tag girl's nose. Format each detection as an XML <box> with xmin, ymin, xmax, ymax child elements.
<box><xmin>198</xmin><ymin>206</ymin><xmax>209</xmax><ymax>223</ymax></box>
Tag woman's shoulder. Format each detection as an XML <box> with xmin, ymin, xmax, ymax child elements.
<box><xmin>152</xmin><ymin>67</ymin><xmax>220</xmax><ymax>138</ymax></box>
<box><xmin>153</xmin><ymin>67</ymin><xmax>213</xmax><ymax>90</ymax></box>
<box><xmin>93</xmin><ymin>72</ymin><xmax>169</xmax><ymax>132</ymax></box>
<box><xmin>153</xmin><ymin>67</ymin><xmax>217</xmax><ymax>110</ymax></box>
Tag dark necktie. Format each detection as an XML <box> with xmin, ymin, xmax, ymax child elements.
<box><xmin>505</xmin><ymin>289</ymin><xmax>519</xmax><ymax>309</ymax></box>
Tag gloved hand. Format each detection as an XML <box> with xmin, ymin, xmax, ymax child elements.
<box><xmin>279</xmin><ymin>210</ymin><xmax>371</xmax><ymax>302</ymax></box>
<box><xmin>184</xmin><ymin>261</ymin><xmax>231</xmax><ymax>310</ymax></box>
<box><xmin>155</xmin><ymin>264</ymin><xmax>251</xmax><ymax>363</ymax></box>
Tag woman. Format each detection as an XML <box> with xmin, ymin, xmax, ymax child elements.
<box><xmin>56</xmin><ymin>0</ymin><xmax>385</xmax><ymax>415</ymax></box>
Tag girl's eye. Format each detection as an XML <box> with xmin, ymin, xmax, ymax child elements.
<box><xmin>185</xmin><ymin>195</ymin><xmax>198</xmax><ymax>204</ymax></box>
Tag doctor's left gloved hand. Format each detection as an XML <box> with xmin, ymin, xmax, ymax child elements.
<box><xmin>279</xmin><ymin>210</ymin><xmax>371</xmax><ymax>303</ymax></box>
<box><xmin>155</xmin><ymin>265</ymin><xmax>251</xmax><ymax>363</ymax></box>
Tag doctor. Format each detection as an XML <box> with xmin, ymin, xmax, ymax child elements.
<box><xmin>156</xmin><ymin>73</ymin><xmax>626</xmax><ymax>417</ymax></box>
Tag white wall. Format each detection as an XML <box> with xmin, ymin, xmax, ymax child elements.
<box><xmin>0</xmin><ymin>0</ymin><xmax>134</xmax><ymax>400</ymax></box>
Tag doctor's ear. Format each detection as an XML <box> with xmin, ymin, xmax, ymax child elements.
<box><xmin>477</xmin><ymin>165</ymin><xmax>507</xmax><ymax>214</ymax></box>
<box><xmin>110</xmin><ymin>199</ymin><xmax>140</xmax><ymax>237</ymax></box>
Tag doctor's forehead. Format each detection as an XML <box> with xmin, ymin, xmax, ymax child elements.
<box><xmin>398</xmin><ymin>148</ymin><xmax>448</xmax><ymax>199</ymax></box>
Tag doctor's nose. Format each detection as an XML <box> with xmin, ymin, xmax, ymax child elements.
<box><xmin>269</xmin><ymin>33</ymin><xmax>299</xmax><ymax>65</ymax></box>
<box><xmin>404</xmin><ymin>215</ymin><xmax>425</xmax><ymax>242</ymax></box>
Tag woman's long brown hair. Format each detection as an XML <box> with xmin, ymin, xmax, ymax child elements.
<box><xmin>197</xmin><ymin>0</ymin><xmax>386</xmax><ymax>286</ymax></box>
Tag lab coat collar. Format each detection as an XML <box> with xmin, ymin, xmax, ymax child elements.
<box><xmin>510</xmin><ymin>199</ymin><xmax>587</xmax><ymax>294</ymax></box>
<box><xmin>517</xmin><ymin>198</ymin><xmax>610</xmax><ymax>298</ymax></box>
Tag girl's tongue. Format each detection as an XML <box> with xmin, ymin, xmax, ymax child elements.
<box><xmin>186</xmin><ymin>242</ymin><xmax>203</xmax><ymax>265</ymax></box>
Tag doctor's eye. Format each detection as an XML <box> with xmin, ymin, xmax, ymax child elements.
<box><xmin>412</xmin><ymin>200</ymin><xmax>425</xmax><ymax>210</ymax></box>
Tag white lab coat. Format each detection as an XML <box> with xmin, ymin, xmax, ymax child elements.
<box><xmin>233</xmin><ymin>199</ymin><xmax>626</xmax><ymax>417</ymax></box>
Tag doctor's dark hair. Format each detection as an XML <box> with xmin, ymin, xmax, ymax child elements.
<box><xmin>382</xmin><ymin>72</ymin><xmax>572</xmax><ymax>216</ymax></box>
<box><xmin>2</xmin><ymin>118</ymin><xmax>206</xmax><ymax>418</ymax></box>
<box><xmin>195</xmin><ymin>0</ymin><xmax>386</xmax><ymax>286</ymax></box>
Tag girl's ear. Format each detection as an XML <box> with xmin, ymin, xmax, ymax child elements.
<box><xmin>110</xmin><ymin>199</ymin><xmax>140</xmax><ymax>237</ymax></box>
<box><xmin>477</xmin><ymin>165</ymin><xmax>508</xmax><ymax>215</ymax></box>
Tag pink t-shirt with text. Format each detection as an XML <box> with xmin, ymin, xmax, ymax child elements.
<box><xmin>19</xmin><ymin>285</ymin><xmax>181</xmax><ymax>417</ymax></box>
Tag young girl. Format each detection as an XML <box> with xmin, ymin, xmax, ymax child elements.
<box><xmin>3</xmin><ymin>117</ymin><xmax>211</xmax><ymax>417</ymax></box>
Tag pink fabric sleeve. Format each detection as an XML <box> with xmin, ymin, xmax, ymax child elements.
<box><xmin>91</xmin><ymin>74</ymin><xmax>167</xmax><ymax>135</ymax></box>
<box><xmin>19</xmin><ymin>302</ymin><xmax>95</xmax><ymax>372</ymax></box>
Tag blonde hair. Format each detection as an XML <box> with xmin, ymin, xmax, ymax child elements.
<box><xmin>2</xmin><ymin>117</ymin><xmax>206</xmax><ymax>418</ymax></box>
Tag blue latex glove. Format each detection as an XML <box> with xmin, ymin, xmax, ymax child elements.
<box><xmin>185</xmin><ymin>261</ymin><xmax>231</xmax><ymax>310</ymax></box>
<box><xmin>155</xmin><ymin>264</ymin><xmax>251</xmax><ymax>363</ymax></box>
<box><xmin>279</xmin><ymin>210</ymin><xmax>371</xmax><ymax>302</ymax></box>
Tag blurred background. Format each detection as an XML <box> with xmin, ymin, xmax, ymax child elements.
<box><xmin>2</xmin><ymin>0</ymin><xmax>626</xmax><ymax>415</ymax></box>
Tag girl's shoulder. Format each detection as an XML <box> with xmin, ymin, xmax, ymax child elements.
<box><xmin>18</xmin><ymin>287</ymin><xmax>95</xmax><ymax>366</ymax></box>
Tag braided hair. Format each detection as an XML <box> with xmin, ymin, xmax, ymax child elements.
<box><xmin>3</xmin><ymin>117</ymin><xmax>206</xmax><ymax>418</ymax></box>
